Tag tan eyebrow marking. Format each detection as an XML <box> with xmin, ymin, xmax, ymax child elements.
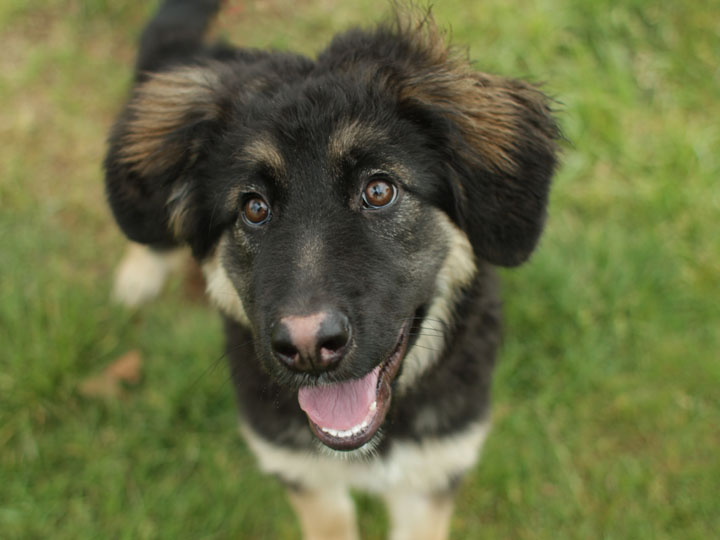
<box><xmin>241</xmin><ymin>135</ymin><xmax>286</xmax><ymax>178</ymax></box>
<box><xmin>328</xmin><ymin>120</ymin><xmax>389</xmax><ymax>162</ymax></box>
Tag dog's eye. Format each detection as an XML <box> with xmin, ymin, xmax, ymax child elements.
<box><xmin>362</xmin><ymin>178</ymin><xmax>397</xmax><ymax>209</ymax></box>
<box><xmin>241</xmin><ymin>195</ymin><xmax>271</xmax><ymax>226</ymax></box>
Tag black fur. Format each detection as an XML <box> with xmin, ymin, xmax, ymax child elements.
<box><xmin>105</xmin><ymin>0</ymin><xmax>560</xmax><ymax>505</ymax></box>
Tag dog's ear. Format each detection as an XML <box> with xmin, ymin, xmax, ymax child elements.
<box><xmin>104</xmin><ymin>65</ymin><xmax>229</xmax><ymax>253</ymax></box>
<box><xmin>394</xmin><ymin>15</ymin><xmax>561</xmax><ymax>267</ymax></box>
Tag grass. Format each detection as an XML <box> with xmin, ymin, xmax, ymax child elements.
<box><xmin>1</xmin><ymin>0</ymin><xmax>718</xmax><ymax>538</ymax></box>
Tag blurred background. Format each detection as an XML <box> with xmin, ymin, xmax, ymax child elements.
<box><xmin>1</xmin><ymin>0</ymin><xmax>718</xmax><ymax>538</ymax></box>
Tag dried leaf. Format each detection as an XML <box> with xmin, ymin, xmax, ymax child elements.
<box><xmin>106</xmin><ymin>349</ymin><xmax>142</xmax><ymax>383</ymax></box>
<box><xmin>79</xmin><ymin>350</ymin><xmax>143</xmax><ymax>400</ymax></box>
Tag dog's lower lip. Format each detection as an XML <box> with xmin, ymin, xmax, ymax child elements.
<box><xmin>304</xmin><ymin>322</ymin><xmax>410</xmax><ymax>451</ymax></box>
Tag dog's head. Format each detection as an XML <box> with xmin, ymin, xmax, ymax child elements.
<box><xmin>105</xmin><ymin>12</ymin><xmax>559</xmax><ymax>451</ymax></box>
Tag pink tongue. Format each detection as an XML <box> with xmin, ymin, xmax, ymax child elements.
<box><xmin>298</xmin><ymin>366</ymin><xmax>380</xmax><ymax>431</ymax></box>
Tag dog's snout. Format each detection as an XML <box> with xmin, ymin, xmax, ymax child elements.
<box><xmin>271</xmin><ymin>311</ymin><xmax>350</xmax><ymax>372</ymax></box>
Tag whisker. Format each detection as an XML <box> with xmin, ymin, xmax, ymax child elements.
<box><xmin>421</xmin><ymin>317</ymin><xmax>452</xmax><ymax>328</ymax></box>
<box><xmin>188</xmin><ymin>337</ymin><xmax>259</xmax><ymax>389</ymax></box>
<box><xmin>403</xmin><ymin>321</ymin><xmax>446</xmax><ymax>331</ymax></box>
<box><xmin>401</xmin><ymin>316</ymin><xmax>451</xmax><ymax>330</ymax></box>
<box><xmin>207</xmin><ymin>197</ymin><xmax>222</xmax><ymax>235</ymax></box>
<box><xmin>188</xmin><ymin>351</ymin><xmax>227</xmax><ymax>389</ymax></box>
<box><xmin>407</xmin><ymin>344</ymin><xmax>444</xmax><ymax>353</ymax></box>
<box><xmin>408</xmin><ymin>331</ymin><xmax>446</xmax><ymax>339</ymax></box>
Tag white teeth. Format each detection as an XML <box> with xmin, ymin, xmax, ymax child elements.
<box><xmin>369</xmin><ymin>401</ymin><xmax>377</xmax><ymax>412</ymax></box>
<box><xmin>321</xmin><ymin>418</ymin><xmax>371</xmax><ymax>439</ymax></box>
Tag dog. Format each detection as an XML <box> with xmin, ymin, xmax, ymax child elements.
<box><xmin>105</xmin><ymin>1</ymin><xmax>560</xmax><ymax>538</ymax></box>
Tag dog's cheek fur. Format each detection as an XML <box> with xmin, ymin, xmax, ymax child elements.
<box><xmin>201</xmin><ymin>233</ymin><xmax>251</xmax><ymax>325</ymax></box>
<box><xmin>396</xmin><ymin>212</ymin><xmax>477</xmax><ymax>392</ymax></box>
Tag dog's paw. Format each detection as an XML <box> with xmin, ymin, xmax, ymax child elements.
<box><xmin>112</xmin><ymin>243</ymin><xmax>186</xmax><ymax>307</ymax></box>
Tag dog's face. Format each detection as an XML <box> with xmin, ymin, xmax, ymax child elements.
<box><xmin>197</xmin><ymin>77</ymin><xmax>461</xmax><ymax>449</ymax></box>
<box><xmin>218</xmin><ymin>82</ymin><xmax>459</xmax><ymax>449</ymax></box>
<box><xmin>105</xmin><ymin>13</ymin><xmax>559</xmax><ymax>451</ymax></box>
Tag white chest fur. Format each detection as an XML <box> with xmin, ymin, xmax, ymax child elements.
<box><xmin>242</xmin><ymin>420</ymin><xmax>490</xmax><ymax>494</ymax></box>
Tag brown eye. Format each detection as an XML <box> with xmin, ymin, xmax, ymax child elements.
<box><xmin>242</xmin><ymin>195</ymin><xmax>271</xmax><ymax>226</ymax></box>
<box><xmin>362</xmin><ymin>178</ymin><xmax>397</xmax><ymax>209</ymax></box>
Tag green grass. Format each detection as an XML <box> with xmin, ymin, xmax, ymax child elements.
<box><xmin>1</xmin><ymin>1</ymin><xmax>718</xmax><ymax>538</ymax></box>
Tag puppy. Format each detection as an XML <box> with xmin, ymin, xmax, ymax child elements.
<box><xmin>105</xmin><ymin>1</ymin><xmax>560</xmax><ymax>538</ymax></box>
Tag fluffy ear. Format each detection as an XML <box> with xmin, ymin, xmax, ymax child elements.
<box><xmin>104</xmin><ymin>65</ymin><xmax>228</xmax><ymax>254</ymax></box>
<box><xmin>395</xmin><ymin>14</ymin><xmax>561</xmax><ymax>266</ymax></box>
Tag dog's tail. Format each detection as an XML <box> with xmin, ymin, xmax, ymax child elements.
<box><xmin>135</xmin><ymin>0</ymin><xmax>223</xmax><ymax>78</ymax></box>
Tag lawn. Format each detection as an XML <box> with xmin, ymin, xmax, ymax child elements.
<box><xmin>1</xmin><ymin>0</ymin><xmax>718</xmax><ymax>538</ymax></box>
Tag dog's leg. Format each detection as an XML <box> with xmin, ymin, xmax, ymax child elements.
<box><xmin>112</xmin><ymin>242</ymin><xmax>186</xmax><ymax>307</ymax></box>
<box><xmin>287</xmin><ymin>486</ymin><xmax>359</xmax><ymax>540</ymax></box>
<box><xmin>384</xmin><ymin>490</ymin><xmax>455</xmax><ymax>540</ymax></box>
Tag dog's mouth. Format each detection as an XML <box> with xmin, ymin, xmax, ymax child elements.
<box><xmin>297</xmin><ymin>321</ymin><xmax>410</xmax><ymax>451</ymax></box>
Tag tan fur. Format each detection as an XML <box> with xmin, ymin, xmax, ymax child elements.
<box><xmin>201</xmin><ymin>235</ymin><xmax>250</xmax><ymax>324</ymax></box>
<box><xmin>384</xmin><ymin>490</ymin><xmax>455</xmax><ymax>540</ymax></box>
<box><xmin>287</xmin><ymin>487</ymin><xmax>359</xmax><ymax>540</ymax></box>
<box><xmin>328</xmin><ymin>120</ymin><xmax>388</xmax><ymax>162</ymax></box>
<box><xmin>167</xmin><ymin>183</ymin><xmax>192</xmax><ymax>238</ymax></box>
<box><xmin>240</xmin><ymin>135</ymin><xmax>287</xmax><ymax>178</ymax></box>
<box><xmin>118</xmin><ymin>66</ymin><xmax>223</xmax><ymax>176</ymax></box>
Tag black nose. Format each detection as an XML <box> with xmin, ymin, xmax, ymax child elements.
<box><xmin>271</xmin><ymin>310</ymin><xmax>351</xmax><ymax>373</ymax></box>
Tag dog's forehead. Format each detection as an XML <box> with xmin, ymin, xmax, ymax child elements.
<box><xmin>237</xmin><ymin>120</ymin><xmax>396</xmax><ymax>186</ymax></box>
<box><xmin>234</xmin><ymin>75</ymin><xmax>407</xmax><ymax>182</ymax></box>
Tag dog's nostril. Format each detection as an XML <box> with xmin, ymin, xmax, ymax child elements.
<box><xmin>319</xmin><ymin>336</ymin><xmax>347</xmax><ymax>354</ymax></box>
<box><xmin>275</xmin><ymin>342</ymin><xmax>300</xmax><ymax>361</ymax></box>
<box><xmin>271</xmin><ymin>323</ymin><xmax>300</xmax><ymax>364</ymax></box>
<box><xmin>317</xmin><ymin>312</ymin><xmax>350</xmax><ymax>355</ymax></box>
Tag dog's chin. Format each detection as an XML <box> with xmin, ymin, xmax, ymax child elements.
<box><xmin>298</xmin><ymin>322</ymin><xmax>411</xmax><ymax>452</ymax></box>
